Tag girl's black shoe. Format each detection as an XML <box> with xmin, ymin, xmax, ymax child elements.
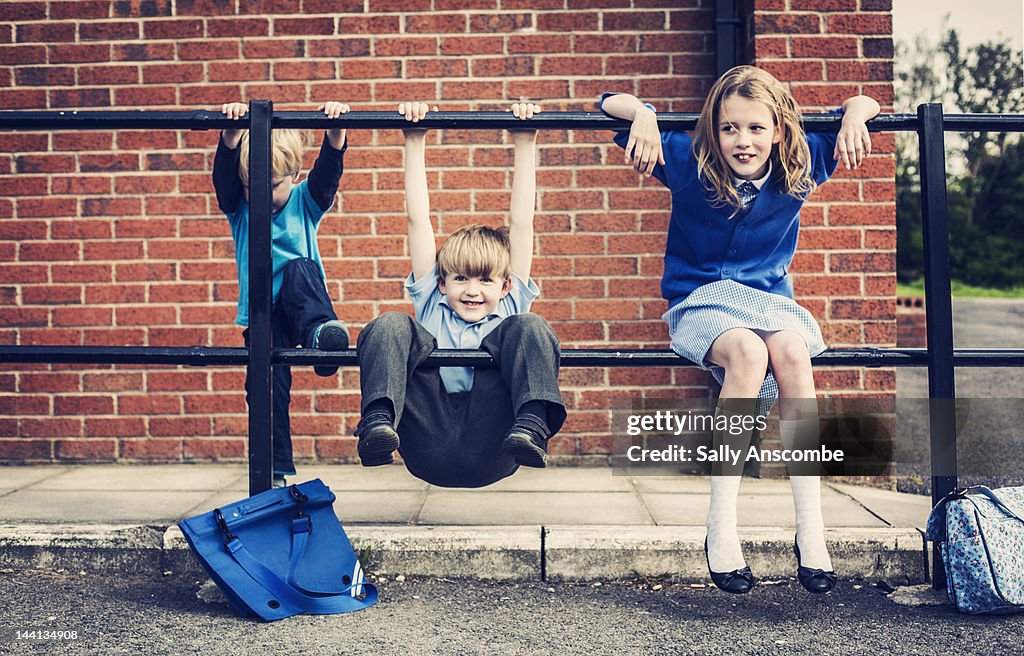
<box><xmin>704</xmin><ymin>537</ymin><xmax>755</xmax><ymax>594</ymax></box>
<box><xmin>794</xmin><ymin>541</ymin><xmax>837</xmax><ymax>594</ymax></box>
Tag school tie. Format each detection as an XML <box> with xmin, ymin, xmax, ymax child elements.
<box><xmin>737</xmin><ymin>181</ymin><xmax>758</xmax><ymax>218</ymax></box>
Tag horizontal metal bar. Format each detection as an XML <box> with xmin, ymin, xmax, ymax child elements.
<box><xmin>0</xmin><ymin>110</ymin><xmax>238</xmax><ymax>131</ymax></box>
<box><xmin>2</xmin><ymin>346</ymin><xmax>1022</xmax><ymax>368</ymax></box>
<box><xmin>942</xmin><ymin>114</ymin><xmax>1024</xmax><ymax>132</ymax></box>
<box><xmin>1</xmin><ymin>110</ymin><xmax>1021</xmax><ymax>133</ymax></box>
<box><xmin>276</xmin><ymin>112</ymin><xmax>888</xmax><ymax>132</ymax></box>
<box><xmin>0</xmin><ymin>346</ymin><xmax>248</xmax><ymax>365</ymax></box>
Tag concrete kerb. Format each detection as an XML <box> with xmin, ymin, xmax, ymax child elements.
<box><xmin>1</xmin><ymin>524</ymin><xmax>929</xmax><ymax>585</ymax></box>
<box><xmin>0</xmin><ymin>524</ymin><xmax>165</xmax><ymax>575</ymax></box>
<box><xmin>543</xmin><ymin>526</ymin><xmax>926</xmax><ymax>583</ymax></box>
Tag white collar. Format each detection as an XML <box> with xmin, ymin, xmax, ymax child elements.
<box><xmin>734</xmin><ymin>160</ymin><xmax>772</xmax><ymax>191</ymax></box>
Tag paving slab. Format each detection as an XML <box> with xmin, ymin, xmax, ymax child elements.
<box><xmin>182</xmin><ymin>489</ymin><xmax>426</xmax><ymax>525</ymax></box>
<box><xmin>475</xmin><ymin>466</ymin><xmax>635</xmax><ymax>492</ymax></box>
<box><xmin>639</xmin><ymin>489</ymin><xmax>887</xmax><ymax>527</ymax></box>
<box><xmin>294</xmin><ymin>465</ymin><xmax>636</xmax><ymax>492</ymax></box>
<box><xmin>27</xmin><ymin>464</ymin><xmax>245</xmax><ymax>491</ymax></box>
<box><xmin>0</xmin><ymin>465</ymin><xmax>71</xmax><ymax>491</ymax></box>
<box><xmin>631</xmin><ymin>476</ymin><xmax>794</xmax><ymax>495</ymax></box>
<box><xmin>828</xmin><ymin>482</ymin><xmax>933</xmax><ymax>529</ymax></box>
<box><xmin>287</xmin><ymin>465</ymin><xmax>430</xmax><ymax>492</ymax></box>
<box><xmin>0</xmin><ymin>490</ymin><xmax>212</xmax><ymax>523</ymax></box>
<box><xmin>418</xmin><ymin>491</ymin><xmax>653</xmax><ymax>525</ymax></box>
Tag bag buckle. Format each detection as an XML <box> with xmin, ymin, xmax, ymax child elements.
<box><xmin>213</xmin><ymin>508</ymin><xmax>236</xmax><ymax>545</ymax></box>
<box><xmin>950</xmin><ymin>486</ymin><xmax>983</xmax><ymax>499</ymax></box>
<box><xmin>289</xmin><ymin>484</ymin><xmax>309</xmax><ymax>519</ymax></box>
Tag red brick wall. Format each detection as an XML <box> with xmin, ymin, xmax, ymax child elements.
<box><xmin>751</xmin><ymin>0</ymin><xmax>897</xmax><ymax>398</ymax></box>
<box><xmin>0</xmin><ymin>1</ymin><xmax>894</xmax><ymax>465</ymax></box>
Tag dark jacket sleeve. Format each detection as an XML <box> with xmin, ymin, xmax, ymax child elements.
<box><xmin>212</xmin><ymin>136</ymin><xmax>244</xmax><ymax>215</ymax></box>
<box><xmin>306</xmin><ymin>133</ymin><xmax>347</xmax><ymax>212</ymax></box>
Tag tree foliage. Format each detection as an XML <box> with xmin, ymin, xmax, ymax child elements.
<box><xmin>894</xmin><ymin>25</ymin><xmax>1024</xmax><ymax>288</ymax></box>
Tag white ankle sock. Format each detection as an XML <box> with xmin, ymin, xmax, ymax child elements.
<box><xmin>780</xmin><ymin>417</ymin><xmax>832</xmax><ymax>571</ymax></box>
<box><xmin>706</xmin><ymin>475</ymin><xmax>745</xmax><ymax>572</ymax></box>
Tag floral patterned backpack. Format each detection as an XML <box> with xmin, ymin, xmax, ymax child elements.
<box><xmin>925</xmin><ymin>485</ymin><xmax>1024</xmax><ymax>614</ymax></box>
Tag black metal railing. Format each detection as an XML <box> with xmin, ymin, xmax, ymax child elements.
<box><xmin>2</xmin><ymin>104</ymin><xmax>1023</xmax><ymax>586</ymax></box>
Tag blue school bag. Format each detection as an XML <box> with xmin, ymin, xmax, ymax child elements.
<box><xmin>178</xmin><ymin>479</ymin><xmax>377</xmax><ymax>621</ymax></box>
<box><xmin>925</xmin><ymin>485</ymin><xmax>1024</xmax><ymax>614</ymax></box>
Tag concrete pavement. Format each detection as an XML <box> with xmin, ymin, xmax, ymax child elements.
<box><xmin>0</xmin><ymin>464</ymin><xmax>933</xmax><ymax>583</ymax></box>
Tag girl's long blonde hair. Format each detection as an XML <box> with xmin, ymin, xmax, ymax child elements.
<box><xmin>692</xmin><ymin>65</ymin><xmax>816</xmax><ymax>217</ymax></box>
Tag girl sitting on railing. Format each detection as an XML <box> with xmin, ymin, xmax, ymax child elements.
<box><xmin>599</xmin><ymin>66</ymin><xmax>879</xmax><ymax>594</ymax></box>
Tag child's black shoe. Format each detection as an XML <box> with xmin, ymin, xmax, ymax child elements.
<box><xmin>354</xmin><ymin>411</ymin><xmax>400</xmax><ymax>467</ymax></box>
<box><xmin>502</xmin><ymin>413</ymin><xmax>549</xmax><ymax>468</ymax></box>
<box><xmin>312</xmin><ymin>320</ymin><xmax>349</xmax><ymax>376</ymax></box>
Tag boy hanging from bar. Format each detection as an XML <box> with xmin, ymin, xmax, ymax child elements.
<box><xmin>353</xmin><ymin>102</ymin><xmax>567</xmax><ymax>488</ymax></box>
<box><xmin>214</xmin><ymin>101</ymin><xmax>352</xmax><ymax>488</ymax></box>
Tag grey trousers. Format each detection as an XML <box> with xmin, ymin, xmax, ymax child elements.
<box><xmin>356</xmin><ymin>312</ymin><xmax>566</xmax><ymax>488</ymax></box>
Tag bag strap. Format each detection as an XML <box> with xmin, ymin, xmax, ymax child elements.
<box><xmin>225</xmin><ymin>535</ymin><xmax>378</xmax><ymax>614</ymax></box>
<box><xmin>213</xmin><ymin>485</ymin><xmax>377</xmax><ymax>615</ymax></box>
<box><xmin>965</xmin><ymin>485</ymin><xmax>1024</xmax><ymax>523</ymax></box>
<box><xmin>282</xmin><ymin>486</ymin><xmax>367</xmax><ymax>597</ymax></box>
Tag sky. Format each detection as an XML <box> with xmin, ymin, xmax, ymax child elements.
<box><xmin>891</xmin><ymin>0</ymin><xmax>1023</xmax><ymax>49</ymax></box>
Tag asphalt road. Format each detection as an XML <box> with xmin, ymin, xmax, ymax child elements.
<box><xmin>895</xmin><ymin>297</ymin><xmax>1024</xmax><ymax>494</ymax></box>
<box><xmin>2</xmin><ymin>570</ymin><xmax>1023</xmax><ymax>656</ymax></box>
<box><xmin>897</xmin><ymin>297</ymin><xmax>1024</xmax><ymax>398</ymax></box>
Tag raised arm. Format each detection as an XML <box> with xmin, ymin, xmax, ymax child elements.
<box><xmin>400</xmin><ymin>102</ymin><xmax>438</xmax><ymax>282</ymax></box>
<box><xmin>306</xmin><ymin>102</ymin><xmax>351</xmax><ymax>213</ymax></box>
<box><xmin>508</xmin><ymin>102</ymin><xmax>540</xmax><ymax>282</ymax></box>
<box><xmin>598</xmin><ymin>92</ymin><xmax>665</xmax><ymax>177</ymax></box>
<box><xmin>835</xmin><ymin>94</ymin><xmax>881</xmax><ymax>170</ymax></box>
<box><xmin>212</xmin><ymin>102</ymin><xmax>248</xmax><ymax>214</ymax></box>
<box><xmin>321</xmin><ymin>101</ymin><xmax>349</xmax><ymax>151</ymax></box>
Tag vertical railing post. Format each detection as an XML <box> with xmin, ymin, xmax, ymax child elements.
<box><xmin>713</xmin><ymin>0</ymin><xmax>741</xmax><ymax>75</ymax></box>
<box><xmin>247</xmin><ymin>100</ymin><xmax>274</xmax><ymax>496</ymax></box>
<box><xmin>917</xmin><ymin>102</ymin><xmax>957</xmax><ymax>588</ymax></box>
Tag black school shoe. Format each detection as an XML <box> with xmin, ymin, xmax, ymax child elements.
<box><xmin>794</xmin><ymin>540</ymin><xmax>837</xmax><ymax>594</ymax></box>
<box><xmin>312</xmin><ymin>320</ymin><xmax>349</xmax><ymax>376</ymax></box>
<box><xmin>354</xmin><ymin>411</ymin><xmax>400</xmax><ymax>467</ymax></box>
<box><xmin>704</xmin><ymin>537</ymin><xmax>755</xmax><ymax>594</ymax></box>
<box><xmin>501</xmin><ymin>413</ymin><xmax>550</xmax><ymax>468</ymax></box>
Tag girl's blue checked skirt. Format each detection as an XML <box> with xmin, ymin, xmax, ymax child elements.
<box><xmin>662</xmin><ymin>279</ymin><xmax>827</xmax><ymax>416</ymax></box>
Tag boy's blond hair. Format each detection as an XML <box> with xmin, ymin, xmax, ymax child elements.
<box><xmin>237</xmin><ymin>129</ymin><xmax>306</xmax><ymax>185</ymax></box>
<box><xmin>692</xmin><ymin>65</ymin><xmax>816</xmax><ymax>217</ymax></box>
<box><xmin>436</xmin><ymin>224</ymin><xmax>511</xmax><ymax>284</ymax></box>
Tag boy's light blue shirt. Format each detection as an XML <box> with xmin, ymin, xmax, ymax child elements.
<box><xmin>405</xmin><ymin>264</ymin><xmax>539</xmax><ymax>394</ymax></box>
<box><xmin>227</xmin><ymin>179</ymin><xmax>328</xmax><ymax>326</ymax></box>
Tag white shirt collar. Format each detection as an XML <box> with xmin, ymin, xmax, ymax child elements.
<box><xmin>733</xmin><ymin>160</ymin><xmax>772</xmax><ymax>191</ymax></box>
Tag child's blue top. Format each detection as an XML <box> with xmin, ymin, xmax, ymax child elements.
<box><xmin>405</xmin><ymin>264</ymin><xmax>539</xmax><ymax>394</ymax></box>
<box><xmin>599</xmin><ymin>94</ymin><xmax>840</xmax><ymax>309</ymax></box>
<box><xmin>212</xmin><ymin>136</ymin><xmax>346</xmax><ymax>326</ymax></box>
